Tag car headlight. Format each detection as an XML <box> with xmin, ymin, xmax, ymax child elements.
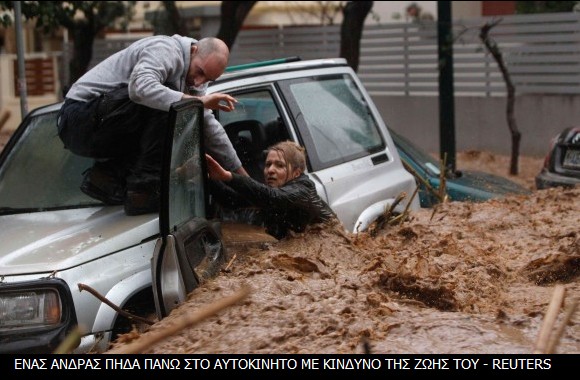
<box><xmin>0</xmin><ymin>289</ymin><xmax>62</xmax><ymax>330</ymax></box>
<box><xmin>0</xmin><ymin>278</ymin><xmax>77</xmax><ymax>354</ymax></box>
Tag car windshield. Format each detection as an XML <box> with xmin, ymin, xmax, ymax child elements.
<box><xmin>0</xmin><ymin>106</ymin><xmax>97</xmax><ymax>214</ymax></box>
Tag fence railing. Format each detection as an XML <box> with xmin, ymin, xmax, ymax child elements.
<box><xmin>49</xmin><ymin>11</ymin><xmax>580</xmax><ymax>98</ymax></box>
<box><xmin>228</xmin><ymin>12</ymin><xmax>580</xmax><ymax>96</ymax></box>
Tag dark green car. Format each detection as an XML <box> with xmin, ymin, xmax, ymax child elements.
<box><xmin>391</xmin><ymin>129</ymin><xmax>531</xmax><ymax>208</ymax></box>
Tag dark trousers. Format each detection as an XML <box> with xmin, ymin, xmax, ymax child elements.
<box><xmin>57</xmin><ymin>87</ymin><xmax>168</xmax><ymax>191</ymax></box>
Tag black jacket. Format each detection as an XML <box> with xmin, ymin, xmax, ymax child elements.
<box><xmin>210</xmin><ymin>173</ymin><xmax>336</xmax><ymax>239</ymax></box>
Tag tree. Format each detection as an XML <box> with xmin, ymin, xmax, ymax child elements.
<box><xmin>339</xmin><ymin>1</ymin><xmax>373</xmax><ymax>72</ymax></box>
<box><xmin>214</xmin><ymin>1</ymin><xmax>373</xmax><ymax>72</ymax></box>
<box><xmin>160</xmin><ymin>1</ymin><xmax>188</xmax><ymax>36</ymax></box>
<box><xmin>405</xmin><ymin>2</ymin><xmax>435</xmax><ymax>22</ymax></box>
<box><xmin>479</xmin><ymin>19</ymin><xmax>521</xmax><ymax>175</ymax></box>
<box><xmin>216</xmin><ymin>1</ymin><xmax>257</xmax><ymax>49</ymax></box>
<box><xmin>147</xmin><ymin>1</ymin><xmax>188</xmax><ymax>36</ymax></box>
<box><xmin>0</xmin><ymin>1</ymin><xmax>135</xmax><ymax>89</ymax></box>
<box><xmin>283</xmin><ymin>1</ymin><xmax>344</xmax><ymax>25</ymax></box>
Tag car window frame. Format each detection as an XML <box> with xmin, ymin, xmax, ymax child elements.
<box><xmin>152</xmin><ymin>98</ymin><xmax>226</xmax><ymax>319</ymax></box>
<box><xmin>159</xmin><ymin>98</ymin><xmax>208</xmax><ymax>234</ymax></box>
<box><xmin>277</xmin><ymin>73</ymin><xmax>386</xmax><ymax>171</ymax></box>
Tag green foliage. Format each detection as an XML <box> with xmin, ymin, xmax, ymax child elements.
<box><xmin>0</xmin><ymin>12</ymin><xmax>11</xmax><ymax>27</ymax></box>
<box><xmin>0</xmin><ymin>1</ymin><xmax>136</xmax><ymax>85</ymax></box>
<box><xmin>516</xmin><ymin>1</ymin><xmax>578</xmax><ymax>14</ymax></box>
<box><xmin>0</xmin><ymin>1</ymin><xmax>135</xmax><ymax>32</ymax></box>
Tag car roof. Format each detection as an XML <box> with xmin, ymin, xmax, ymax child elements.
<box><xmin>213</xmin><ymin>57</ymin><xmax>349</xmax><ymax>86</ymax></box>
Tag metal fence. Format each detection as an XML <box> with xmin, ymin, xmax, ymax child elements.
<box><xmin>49</xmin><ymin>11</ymin><xmax>580</xmax><ymax>97</ymax></box>
<box><xmin>227</xmin><ymin>12</ymin><xmax>580</xmax><ymax>96</ymax></box>
<box><xmin>5</xmin><ymin>12</ymin><xmax>580</xmax><ymax>154</ymax></box>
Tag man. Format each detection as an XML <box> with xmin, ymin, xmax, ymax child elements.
<box><xmin>57</xmin><ymin>34</ymin><xmax>247</xmax><ymax>215</ymax></box>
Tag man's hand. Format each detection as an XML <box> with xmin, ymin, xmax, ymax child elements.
<box><xmin>206</xmin><ymin>154</ymin><xmax>233</xmax><ymax>181</ymax></box>
<box><xmin>200</xmin><ymin>93</ymin><xmax>237</xmax><ymax>112</ymax></box>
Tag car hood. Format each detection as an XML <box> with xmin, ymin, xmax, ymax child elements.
<box><xmin>0</xmin><ymin>207</ymin><xmax>159</xmax><ymax>276</ymax></box>
<box><xmin>447</xmin><ymin>170</ymin><xmax>531</xmax><ymax>199</ymax></box>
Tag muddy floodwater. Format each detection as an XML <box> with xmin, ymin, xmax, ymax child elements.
<box><xmin>109</xmin><ymin>185</ymin><xmax>579</xmax><ymax>354</ymax></box>
<box><xmin>3</xmin><ymin>132</ymin><xmax>576</xmax><ymax>355</ymax></box>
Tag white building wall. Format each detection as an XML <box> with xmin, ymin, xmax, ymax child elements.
<box><xmin>132</xmin><ymin>2</ymin><xmax>481</xmax><ymax>29</ymax></box>
<box><xmin>371</xmin><ymin>1</ymin><xmax>437</xmax><ymax>23</ymax></box>
<box><xmin>451</xmin><ymin>1</ymin><xmax>482</xmax><ymax>20</ymax></box>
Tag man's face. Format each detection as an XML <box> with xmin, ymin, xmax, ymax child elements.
<box><xmin>186</xmin><ymin>48</ymin><xmax>226</xmax><ymax>88</ymax></box>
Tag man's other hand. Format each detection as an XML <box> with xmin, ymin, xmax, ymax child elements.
<box><xmin>201</xmin><ymin>93</ymin><xmax>237</xmax><ymax>112</ymax></box>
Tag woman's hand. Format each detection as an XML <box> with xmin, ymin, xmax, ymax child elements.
<box><xmin>205</xmin><ymin>154</ymin><xmax>233</xmax><ymax>181</ymax></box>
<box><xmin>200</xmin><ymin>93</ymin><xmax>237</xmax><ymax>112</ymax></box>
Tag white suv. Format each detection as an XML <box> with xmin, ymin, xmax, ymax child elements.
<box><xmin>209</xmin><ymin>58</ymin><xmax>419</xmax><ymax>232</ymax></box>
<box><xmin>0</xmin><ymin>58</ymin><xmax>418</xmax><ymax>354</ymax></box>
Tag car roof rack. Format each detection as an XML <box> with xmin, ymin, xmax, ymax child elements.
<box><xmin>212</xmin><ymin>57</ymin><xmax>348</xmax><ymax>86</ymax></box>
<box><xmin>225</xmin><ymin>56</ymin><xmax>302</xmax><ymax>72</ymax></box>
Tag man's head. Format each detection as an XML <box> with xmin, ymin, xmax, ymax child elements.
<box><xmin>187</xmin><ymin>37</ymin><xmax>229</xmax><ymax>88</ymax></box>
<box><xmin>264</xmin><ymin>141</ymin><xmax>306</xmax><ymax>188</ymax></box>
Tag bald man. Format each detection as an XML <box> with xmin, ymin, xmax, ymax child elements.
<box><xmin>57</xmin><ymin>35</ymin><xmax>246</xmax><ymax>215</ymax></box>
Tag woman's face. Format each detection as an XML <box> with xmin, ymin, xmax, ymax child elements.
<box><xmin>264</xmin><ymin>150</ymin><xmax>294</xmax><ymax>188</ymax></box>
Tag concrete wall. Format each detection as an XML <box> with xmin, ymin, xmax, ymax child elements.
<box><xmin>372</xmin><ymin>94</ymin><xmax>580</xmax><ymax>158</ymax></box>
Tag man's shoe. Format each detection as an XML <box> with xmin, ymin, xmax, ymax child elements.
<box><xmin>80</xmin><ymin>166</ymin><xmax>125</xmax><ymax>205</ymax></box>
<box><xmin>124</xmin><ymin>190</ymin><xmax>160</xmax><ymax>216</ymax></box>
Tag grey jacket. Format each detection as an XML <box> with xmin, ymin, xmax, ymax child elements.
<box><xmin>66</xmin><ymin>34</ymin><xmax>241</xmax><ymax>171</ymax></box>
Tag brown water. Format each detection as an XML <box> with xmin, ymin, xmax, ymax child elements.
<box><xmin>109</xmin><ymin>187</ymin><xmax>579</xmax><ymax>354</ymax></box>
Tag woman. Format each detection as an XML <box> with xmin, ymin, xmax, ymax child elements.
<box><xmin>206</xmin><ymin>141</ymin><xmax>337</xmax><ymax>239</ymax></box>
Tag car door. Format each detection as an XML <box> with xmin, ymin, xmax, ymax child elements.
<box><xmin>151</xmin><ymin>99</ymin><xmax>226</xmax><ymax>319</ymax></box>
<box><xmin>277</xmin><ymin>73</ymin><xmax>416</xmax><ymax>232</ymax></box>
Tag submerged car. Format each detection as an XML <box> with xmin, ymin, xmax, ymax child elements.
<box><xmin>0</xmin><ymin>58</ymin><xmax>418</xmax><ymax>353</ymax></box>
<box><xmin>535</xmin><ymin>127</ymin><xmax>580</xmax><ymax>189</ymax></box>
<box><xmin>0</xmin><ymin>99</ymin><xmax>226</xmax><ymax>353</ymax></box>
<box><xmin>207</xmin><ymin>57</ymin><xmax>420</xmax><ymax>231</ymax></box>
<box><xmin>390</xmin><ymin>129</ymin><xmax>531</xmax><ymax>207</ymax></box>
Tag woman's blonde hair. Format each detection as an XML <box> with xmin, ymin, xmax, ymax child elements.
<box><xmin>268</xmin><ymin>141</ymin><xmax>306</xmax><ymax>174</ymax></box>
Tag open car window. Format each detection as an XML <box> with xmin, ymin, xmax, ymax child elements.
<box><xmin>215</xmin><ymin>89</ymin><xmax>289</xmax><ymax>183</ymax></box>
